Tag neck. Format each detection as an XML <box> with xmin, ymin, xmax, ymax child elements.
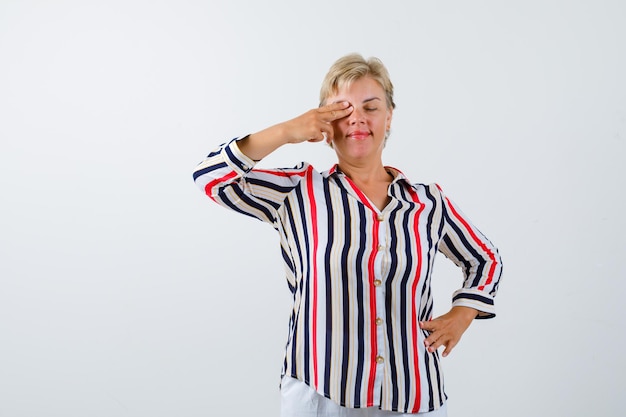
<box><xmin>336</xmin><ymin>160</ymin><xmax>392</xmax><ymax>184</ymax></box>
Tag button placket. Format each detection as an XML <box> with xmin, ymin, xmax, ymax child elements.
<box><xmin>372</xmin><ymin>211</ymin><xmax>388</xmax><ymax>400</ymax></box>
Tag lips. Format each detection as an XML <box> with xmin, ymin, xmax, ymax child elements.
<box><xmin>347</xmin><ymin>130</ymin><xmax>370</xmax><ymax>140</ymax></box>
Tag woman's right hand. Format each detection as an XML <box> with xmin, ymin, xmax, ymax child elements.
<box><xmin>238</xmin><ymin>101</ymin><xmax>353</xmax><ymax>161</ymax></box>
<box><xmin>280</xmin><ymin>101</ymin><xmax>353</xmax><ymax>144</ymax></box>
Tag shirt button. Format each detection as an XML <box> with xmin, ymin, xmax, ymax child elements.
<box><xmin>241</xmin><ymin>164</ymin><xmax>248</xmax><ymax>171</ymax></box>
<box><xmin>377</xmin><ymin>214</ymin><xmax>384</xmax><ymax>221</ymax></box>
<box><xmin>376</xmin><ymin>356</ymin><xmax>385</xmax><ymax>364</ymax></box>
<box><xmin>374</xmin><ymin>279</ymin><xmax>382</xmax><ymax>287</ymax></box>
<box><xmin>377</xmin><ymin>245</ymin><xmax>385</xmax><ymax>251</ymax></box>
<box><xmin>375</xmin><ymin>317</ymin><xmax>384</xmax><ymax>326</ymax></box>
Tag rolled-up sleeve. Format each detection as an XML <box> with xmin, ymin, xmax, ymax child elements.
<box><xmin>193</xmin><ymin>137</ymin><xmax>309</xmax><ymax>225</ymax></box>
<box><xmin>435</xmin><ymin>185</ymin><xmax>503</xmax><ymax>318</ymax></box>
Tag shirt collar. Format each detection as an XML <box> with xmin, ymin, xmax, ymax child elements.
<box><xmin>324</xmin><ymin>164</ymin><xmax>413</xmax><ymax>187</ymax></box>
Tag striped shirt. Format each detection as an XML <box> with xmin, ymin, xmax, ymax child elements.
<box><xmin>193</xmin><ymin>137</ymin><xmax>503</xmax><ymax>414</ymax></box>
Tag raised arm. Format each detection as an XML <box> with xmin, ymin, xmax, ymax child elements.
<box><xmin>193</xmin><ymin>102</ymin><xmax>354</xmax><ymax>224</ymax></box>
<box><xmin>237</xmin><ymin>101</ymin><xmax>353</xmax><ymax>161</ymax></box>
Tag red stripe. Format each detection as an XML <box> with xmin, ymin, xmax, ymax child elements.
<box><xmin>306</xmin><ymin>166</ymin><xmax>320</xmax><ymax>389</ymax></box>
<box><xmin>253</xmin><ymin>168</ymin><xmax>307</xmax><ymax>178</ymax></box>
<box><xmin>408</xmin><ymin>188</ymin><xmax>424</xmax><ymax>413</ymax></box>
<box><xmin>344</xmin><ymin>177</ymin><xmax>376</xmax><ymax>212</ymax></box>
<box><xmin>366</xmin><ymin>215</ymin><xmax>379</xmax><ymax>406</ymax></box>
<box><xmin>444</xmin><ymin>196</ymin><xmax>497</xmax><ymax>290</ymax></box>
<box><xmin>205</xmin><ymin>171</ymin><xmax>238</xmax><ymax>202</ymax></box>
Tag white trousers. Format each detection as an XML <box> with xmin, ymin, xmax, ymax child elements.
<box><xmin>280</xmin><ymin>377</ymin><xmax>448</xmax><ymax>417</ymax></box>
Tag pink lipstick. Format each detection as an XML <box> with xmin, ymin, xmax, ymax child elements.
<box><xmin>348</xmin><ymin>131</ymin><xmax>370</xmax><ymax>140</ymax></box>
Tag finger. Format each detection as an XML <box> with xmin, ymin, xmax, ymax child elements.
<box><xmin>441</xmin><ymin>339</ymin><xmax>458</xmax><ymax>357</ymax></box>
<box><xmin>311</xmin><ymin>131</ymin><xmax>328</xmax><ymax>143</ymax></box>
<box><xmin>423</xmin><ymin>330</ymin><xmax>440</xmax><ymax>350</ymax></box>
<box><xmin>328</xmin><ymin>105</ymin><xmax>353</xmax><ymax>122</ymax></box>
<box><xmin>316</xmin><ymin>122</ymin><xmax>335</xmax><ymax>144</ymax></box>
<box><xmin>318</xmin><ymin>100</ymin><xmax>351</xmax><ymax>113</ymax></box>
<box><xmin>308</xmin><ymin>129</ymin><xmax>328</xmax><ymax>143</ymax></box>
<box><xmin>425</xmin><ymin>339</ymin><xmax>438</xmax><ymax>353</ymax></box>
<box><xmin>442</xmin><ymin>345</ymin><xmax>451</xmax><ymax>357</ymax></box>
<box><xmin>419</xmin><ymin>320</ymin><xmax>437</xmax><ymax>333</ymax></box>
<box><xmin>319</xmin><ymin>102</ymin><xmax>353</xmax><ymax>122</ymax></box>
<box><xmin>427</xmin><ymin>335</ymin><xmax>448</xmax><ymax>354</ymax></box>
<box><xmin>420</xmin><ymin>322</ymin><xmax>436</xmax><ymax>347</ymax></box>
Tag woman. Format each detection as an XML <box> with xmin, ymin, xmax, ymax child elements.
<box><xmin>193</xmin><ymin>54</ymin><xmax>502</xmax><ymax>416</ymax></box>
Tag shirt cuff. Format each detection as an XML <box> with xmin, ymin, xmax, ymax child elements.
<box><xmin>451</xmin><ymin>289</ymin><xmax>496</xmax><ymax>319</ymax></box>
<box><xmin>221</xmin><ymin>136</ymin><xmax>257</xmax><ymax>176</ymax></box>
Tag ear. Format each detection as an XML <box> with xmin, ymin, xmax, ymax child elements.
<box><xmin>386</xmin><ymin>107</ymin><xmax>393</xmax><ymax>131</ymax></box>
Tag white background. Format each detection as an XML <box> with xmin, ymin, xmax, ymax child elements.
<box><xmin>1</xmin><ymin>1</ymin><xmax>624</xmax><ymax>416</ymax></box>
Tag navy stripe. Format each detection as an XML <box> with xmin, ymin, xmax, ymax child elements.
<box><xmin>230</xmin><ymin>185</ymin><xmax>276</xmax><ymax>224</ymax></box>
<box><xmin>254</xmin><ymin>194</ymin><xmax>282</xmax><ymax>211</ymax></box>
<box><xmin>247</xmin><ymin>177</ymin><xmax>295</xmax><ymax>195</ymax></box>
<box><xmin>386</xmin><ymin>201</ymin><xmax>403</xmax><ymax>410</ymax></box>
<box><xmin>399</xmin><ymin>191</ymin><xmax>415</xmax><ymax>412</ymax></box>
<box><xmin>294</xmin><ymin>185</ymin><xmax>312</xmax><ymax>385</ymax></box>
<box><xmin>433</xmin><ymin>350</ymin><xmax>446</xmax><ymax>408</ymax></box>
<box><xmin>442</xmin><ymin>235</ymin><xmax>472</xmax><ymax>273</ymax></box>
<box><xmin>339</xmin><ymin>188</ymin><xmax>352</xmax><ymax>405</ymax></box>
<box><xmin>452</xmin><ymin>292</ymin><xmax>495</xmax><ymax>306</ymax></box>
<box><xmin>281</xmin><ymin>244</ymin><xmax>296</xmax><ymax>293</ymax></box>
<box><xmin>284</xmin><ymin>198</ymin><xmax>304</xmax><ymax>283</ymax></box>
<box><xmin>421</xmin><ymin>290</ymin><xmax>433</xmax><ymax>323</ymax></box>
<box><xmin>205</xmin><ymin>141</ymin><xmax>231</xmax><ymax>158</ymax></box>
<box><xmin>193</xmin><ymin>142</ymin><xmax>502</xmax><ymax>412</ymax></box>
<box><xmin>192</xmin><ymin>161</ymin><xmax>227</xmax><ymax>181</ymax></box>
<box><xmin>219</xmin><ymin>194</ymin><xmax>258</xmax><ymax>220</ymax></box>
<box><xmin>224</xmin><ymin>142</ymin><xmax>248</xmax><ymax>172</ymax></box>
<box><xmin>443</xmin><ymin>211</ymin><xmax>487</xmax><ymax>287</ymax></box>
<box><xmin>422</xmin><ymin>350</ymin><xmax>435</xmax><ymax>411</ymax></box>
<box><xmin>353</xmin><ymin>203</ymin><xmax>367</xmax><ymax>405</ymax></box>
<box><xmin>323</xmin><ymin>180</ymin><xmax>334</xmax><ymax>397</ymax></box>
<box><xmin>284</xmin><ymin>302</ymin><xmax>295</xmax><ymax>376</ymax></box>
<box><xmin>419</xmin><ymin>186</ymin><xmax>439</xmax><ymax>322</ymax></box>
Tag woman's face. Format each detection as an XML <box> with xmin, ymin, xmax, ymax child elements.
<box><xmin>325</xmin><ymin>76</ymin><xmax>393</xmax><ymax>166</ymax></box>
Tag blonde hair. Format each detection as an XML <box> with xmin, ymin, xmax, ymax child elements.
<box><xmin>319</xmin><ymin>53</ymin><xmax>396</xmax><ymax>110</ymax></box>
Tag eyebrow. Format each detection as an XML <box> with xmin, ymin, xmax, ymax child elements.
<box><xmin>332</xmin><ymin>97</ymin><xmax>382</xmax><ymax>104</ymax></box>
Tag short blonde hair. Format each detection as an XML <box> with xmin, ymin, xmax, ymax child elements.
<box><xmin>319</xmin><ymin>53</ymin><xmax>395</xmax><ymax>110</ymax></box>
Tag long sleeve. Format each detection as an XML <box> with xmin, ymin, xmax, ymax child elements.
<box><xmin>192</xmin><ymin>137</ymin><xmax>309</xmax><ymax>226</ymax></box>
<box><xmin>435</xmin><ymin>185</ymin><xmax>503</xmax><ymax>318</ymax></box>
<box><xmin>193</xmin><ymin>157</ymin><xmax>502</xmax><ymax>412</ymax></box>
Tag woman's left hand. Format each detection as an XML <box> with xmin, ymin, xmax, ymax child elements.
<box><xmin>419</xmin><ymin>306</ymin><xmax>478</xmax><ymax>357</ymax></box>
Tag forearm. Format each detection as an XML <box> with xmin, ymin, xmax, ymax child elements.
<box><xmin>237</xmin><ymin>124</ymin><xmax>291</xmax><ymax>161</ymax></box>
<box><xmin>237</xmin><ymin>101</ymin><xmax>353</xmax><ymax>161</ymax></box>
<box><xmin>450</xmin><ymin>305</ymin><xmax>479</xmax><ymax>321</ymax></box>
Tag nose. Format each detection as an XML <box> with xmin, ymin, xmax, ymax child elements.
<box><xmin>348</xmin><ymin>107</ymin><xmax>365</xmax><ymax>125</ymax></box>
